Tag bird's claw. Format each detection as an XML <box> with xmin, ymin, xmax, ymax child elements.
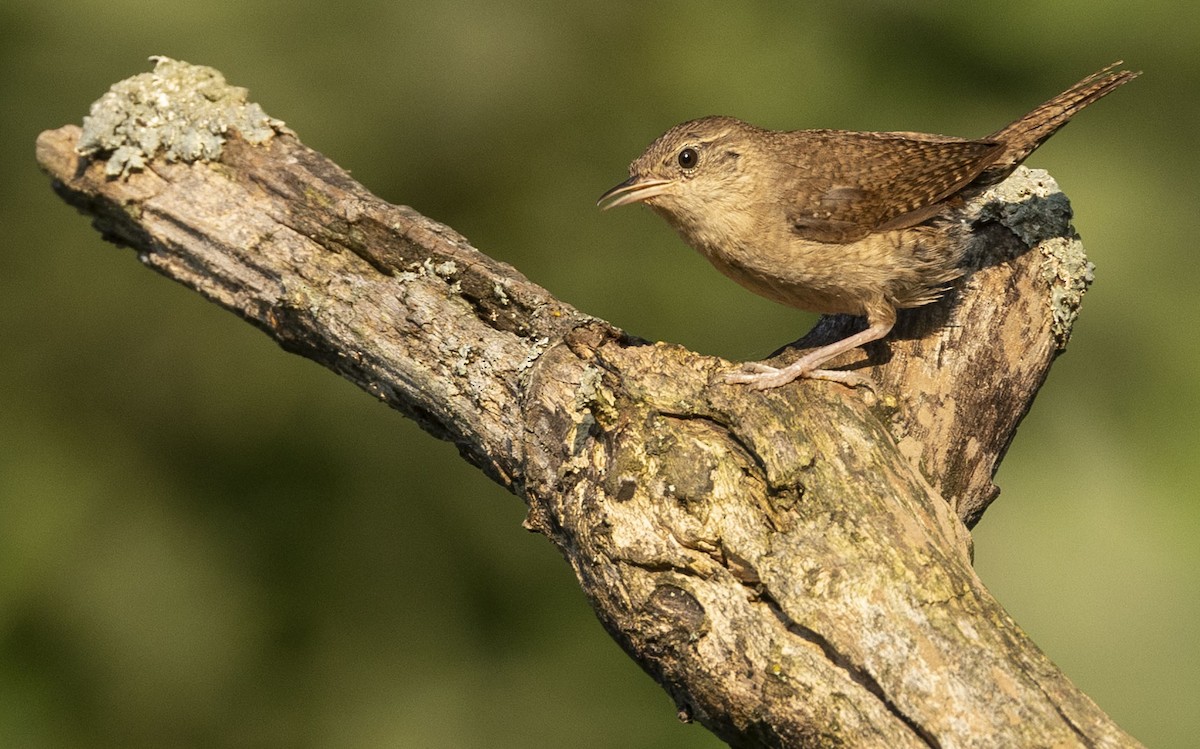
<box><xmin>723</xmin><ymin>364</ymin><xmax>799</xmax><ymax>390</ymax></box>
<box><xmin>724</xmin><ymin>363</ymin><xmax>877</xmax><ymax>394</ymax></box>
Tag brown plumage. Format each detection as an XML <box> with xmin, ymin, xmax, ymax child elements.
<box><xmin>599</xmin><ymin>63</ymin><xmax>1138</xmax><ymax>389</ymax></box>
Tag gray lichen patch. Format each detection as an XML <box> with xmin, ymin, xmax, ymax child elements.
<box><xmin>1039</xmin><ymin>236</ymin><xmax>1095</xmax><ymax>348</ymax></box>
<box><xmin>77</xmin><ymin>56</ymin><xmax>287</xmax><ymax>178</ymax></box>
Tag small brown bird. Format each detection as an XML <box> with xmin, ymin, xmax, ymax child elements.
<box><xmin>599</xmin><ymin>63</ymin><xmax>1138</xmax><ymax>389</ymax></box>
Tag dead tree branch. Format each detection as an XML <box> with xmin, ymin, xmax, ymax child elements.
<box><xmin>36</xmin><ymin>59</ymin><xmax>1140</xmax><ymax>748</ymax></box>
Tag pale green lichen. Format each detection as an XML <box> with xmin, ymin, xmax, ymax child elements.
<box><xmin>77</xmin><ymin>56</ymin><xmax>286</xmax><ymax>178</ymax></box>
<box><xmin>492</xmin><ymin>282</ymin><xmax>511</xmax><ymax>306</ymax></box>
<box><xmin>1039</xmin><ymin>236</ymin><xmax>1095</xmax><ymax>348</ymax></box>
<box><xmin>452</xmin><ymin>344</ymin><xmax>477</xmax><ymax>377</ymax></box>
<box><xmin>517</xmin><ymin>336</ymin><xmax>550</xmax><ymax>374</ymax></box>
<box><xmin>576</xmin><ymin>365</ymin><xmax>618</xmax><ymax>424</ymax></box>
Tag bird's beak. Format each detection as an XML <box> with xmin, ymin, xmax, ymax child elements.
<box><xmin>597</xmin><ymin>175</ymin><xmax>675</xmax><ymax>210</ymax></box>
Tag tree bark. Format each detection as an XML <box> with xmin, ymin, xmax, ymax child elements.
<box><xmin>36</xmin><ymin>60</ymin><xmax>1141</xmax><ymax>748</ymax></box>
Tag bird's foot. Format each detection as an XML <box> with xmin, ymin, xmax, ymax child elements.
<box><xmin>724</xmin><ymin>362</ymin><xmax>875</xmax><ymax>392</ymax></box>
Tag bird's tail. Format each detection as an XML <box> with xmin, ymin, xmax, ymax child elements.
<box><xmin>979</xmin><ymin>62</ymin><xmax>1139</xmax><ymax>184</ymax></box>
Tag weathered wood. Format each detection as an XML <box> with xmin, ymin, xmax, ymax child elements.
<box><xmin>36</xmin><ymin>59</ymin><xmax>1140</xmax><ymax>748</ymax></box>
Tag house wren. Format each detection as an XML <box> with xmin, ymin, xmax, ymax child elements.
<box><xmin>599</xmin><ymin>63</ymin><xmax>1138</xmax><ymax>390</ymax></box>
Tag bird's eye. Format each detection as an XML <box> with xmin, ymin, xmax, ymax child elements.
<box><xmin>677</xmin><ymin>147</ymin><xmax>698</xmax><ymax>170</ymax></box>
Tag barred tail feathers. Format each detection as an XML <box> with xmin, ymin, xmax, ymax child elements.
<box><xmin>986</xmin><ymin>62</ymin><xmax>1139</xmax><ymax>171</ymax></box>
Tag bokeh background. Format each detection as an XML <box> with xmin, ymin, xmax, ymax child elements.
<box><xmin>3</xmin><ymin>1</ymin><xmax>1196</xmax><ymax>747</ymax></box>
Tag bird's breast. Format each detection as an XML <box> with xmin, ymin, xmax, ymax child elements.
<box><xmin>666</xmin><ymin>210</ymin><xmax>947</xmax><ymax>317</ymax></box>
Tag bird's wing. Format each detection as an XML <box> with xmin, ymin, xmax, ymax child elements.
<box><xmin>782</xmin><ymin>130</ymin><xmax>1005</xmax><ymax>243</ymax></box>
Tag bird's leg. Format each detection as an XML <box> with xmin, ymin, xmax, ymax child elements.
<box><xmin>724</xmin><ymin>309</ymin><xmax>896</xmax><ymax>391</ymax></box>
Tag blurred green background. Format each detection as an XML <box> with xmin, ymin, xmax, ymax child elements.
<box><xmin>2</xmin><ymin>1</ymin><xmax>1196</xmax><ymax>747</ymax></box>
